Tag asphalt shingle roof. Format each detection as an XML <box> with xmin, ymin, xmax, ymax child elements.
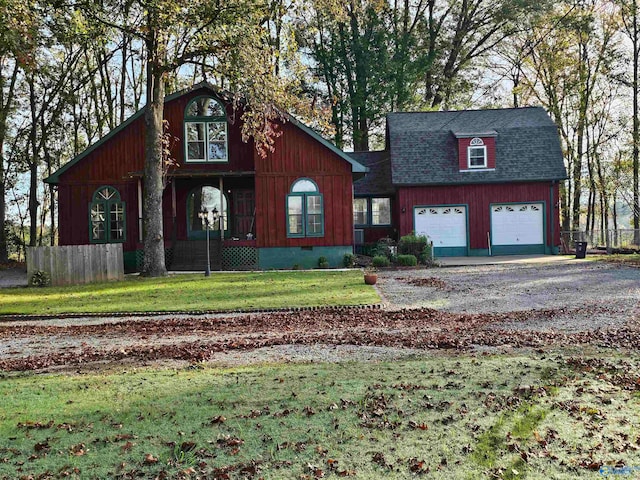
<box><xmin>350</xmin><ymin>151</ymin><xmax>394</xmax><ymax>196</ymax></box>
<box><xmin>387</xmin><ymin>106</ymin><xmax>567</xmax><ymax>185</ymax></box>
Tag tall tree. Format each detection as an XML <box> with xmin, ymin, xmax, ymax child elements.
<box><xmin>619</xmin><ymin>0</ymin><xmax>640</xmax><ymax>242</ymax></box>
<box><xmin>513</xmin><ymin>0</ymin><xmax>621</xmax><ymax>232</ymax></box>
<box><xmin>76</xmin><ymin>0</ymin><xmax>294</xmax><ymax>276</ymax></box>
<box><xmin>0</xmin><ymin>0</ymin><xmax>37</xmax><ymax>261</ymax></box>
<box><xmin>301</xmin><ymin>0</ymin><xmax>546</xmax><ymax>151</ymax></box>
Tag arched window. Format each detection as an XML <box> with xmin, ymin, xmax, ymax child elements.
<box><xmin>184</xmin><ymin>96</ymin><xmax>228</xmax><ymax>163</ymax></box>
<box><xmin>467</xmin><ymin>137</ymin><xmax>487</xmax><ymax>168</ymax></box>
<box><xmin>186</xmin><ymin>186</ymin><xmax>228</xmax><ymax>239</ymax></box>
<box><xmin>287</xmin><ymin>178</ymin><xmax>324</xmax><ymax>237</ymax></box>
<box><xmin>90</xmin><ymin>186</ymin><xmax>125</xmax><ymax>243</ymax></box>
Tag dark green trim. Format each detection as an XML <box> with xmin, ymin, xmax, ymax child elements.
<box><xmin>290</xmin><ymin>177</ymin><xmax>319</xmax><ymax>193</ymax></box>
<box><xmin>184</xmin><ymin>95</ymin><xmax>226</xmax><ymax>121</ymax></box>
<box><xmin>258</xmin><ymin>246</ymin><xmax>351</xmax><ymax>269</ymax></box>
<box><xmin>434</xmin><ymin>246</ymin><xmax>468</xmax><ymax>257</ymax></box>
<box><xmin>186</xmin><ymin>186</ymin><xmax>229</xmax><ymax>240</ymax></box>
<box><xmin>354</xmin><ymin>195</ymin><xmax>392</xmax><ymax>227</ymax></box>
<box><xmin>413</xmin><ymin>203</ymin><xmax>470</xmax><ymax>256</ymax></box>
<box><xmin>550</xmin><ymin>181</ymin><xmax>556</xmax><ymax>254</ymax></box>
<box><xmin>286</xmin><ymin>192</ymin><xmax>324</xmax><ymax>238</ymax></box>
<box><xmin>184</xmin><ymin>95</ymin><xmax>228</xmax><ymax>164</ymax></box>
<box><xmin>285</xmin><ymin>115</ymin><xmax>368</xmax><ymax>175</ymax></box>
<box><xmin>491</xmin><ymin>244</ymin><xmax>545</xmax><ymax>255</ymax></box>
<box><xmin>489</xmin><ymin>201</ymin><xmax>547</xmax><ymax>256</ymax></box>
<box><xmin>45</xmin><ymin>86</ymin><xmax>202</xmax><ymax>184</ymax></box>
<box><xmin>88</xmin><ymin>186</ymin><xmax>126</xmax><ymax>244</ymax></box>
<box><xmin>46</xmin><ymin>82</ymin><xmax>367</xmax><ymax>184</ymax></box>
<box><xmin>123</xmin><ymin>251</ymin><xmax>139</xmax><ymax>273</ymax></box>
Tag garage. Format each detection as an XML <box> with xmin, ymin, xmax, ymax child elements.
<box><xmin>414</xmin><ymin>206</ymin><xmax>467</xmax><ymax>256</ymax></box>
<box><xmin>491</xmin><ymin>203</ymin><xmax>545</xmax><ymax>254</ymax></box>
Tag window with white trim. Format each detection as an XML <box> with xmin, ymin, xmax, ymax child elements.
<box><xmin>287</xmin><ymin>178</ymin><xmax>324</xmax><ymax>237</ymax></box>
<box><xmin>90</xmin><ymin>186</ymin><xmax>125</xmax><ymax>243</ymax></box>
<box><xmin>467</xmin><ymin>137</ymin><xmax>487</xmax><ymax>168</ymax></box>
<box><xmin>185</xmin><ymin>96</ymin><xmax>228</xmax><ymax>162</ymax></box>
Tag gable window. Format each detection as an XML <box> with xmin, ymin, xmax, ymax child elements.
<box><xmin>184</xmin><ymin>96</ymin><xmax>227</xmax><ymax>162</ymax></box>
<box><xmin>468</xmin><ymin>137</ymin><xmax>487</xmax><ymax>168</ymax></box>
<box><xmin>354</xmin><ymin>197</ymin><xmax>391</xmax><ymax>226</ymax></box>
<box><xmin>90</xmin><ymin>186</ymin><xmax>125</xmax><ymax>243</ymax></box>
<box><xmin>287</xmin><ymin>178</ymin><xmax>324</xmax><ymax>237</ymax></box>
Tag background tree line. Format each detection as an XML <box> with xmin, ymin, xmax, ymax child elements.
<box><xmin>1</xmin><ymin>0</ymin><xmax>639</xmax><ymax>271</ymax></box>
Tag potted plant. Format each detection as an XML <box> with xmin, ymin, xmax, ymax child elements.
<box><xmin>363</xmin><ymin>266</ymin><xmax>378</xmax><ymax>285</ymax></box>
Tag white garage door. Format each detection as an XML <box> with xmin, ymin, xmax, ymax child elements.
<box><xmin>414</xmin><ymin>206</ymin><xmax>467</xmax><ymax>251</ymax></box>
<box><xmin>491</xmin><ymin>203</ymin><xmax>543</xmax><ymax>246</ymax></box>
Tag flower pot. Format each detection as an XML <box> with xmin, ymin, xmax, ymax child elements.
<box><xmin>364</xmin><ymin>273</ymin><xmax>378</xmax><ymax>285</ymax></box>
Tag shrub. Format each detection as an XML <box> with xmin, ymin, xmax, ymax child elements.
<box><xmin>372</xmin><ymin>237</ymin><xmax>396</xmax><ymax>259</ymax></box>
<box><xmin>372</xmin><ymin>255</ymin><xmax>390</xmax><ymax>268</ymax></box>
<box><xmin>30</xmin><ymin>270</ymin><xmax>51</xmax><ymax>287</ymax></box>
<box><xmin>396</xmin><ymin>254</ymin><xmax>417</xmax><ymax>266</ymax></box>
<box><xmin>318</xmin><ymin>256</ymin><xmax>329</xmax><ymax>268</ymax></box>
<box><xmin>399</xmin><ymin>231</ymin><xmax>433</xmax><ymax>265</ymax></box>
<box><xmin>343</xmin><ymin>253</ymin><xmax>356</xmax><ymax>268</ymax></box>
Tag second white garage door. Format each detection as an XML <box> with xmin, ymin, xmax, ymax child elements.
<box><xmin>491</xmin><ymin>203</ymin><xmax>544</xmax><ymax>254</ymax></box>
<box><xmin>414</xmin><ymin>206</ymin><xmax>467</xmax><ymax>256</ymax></box>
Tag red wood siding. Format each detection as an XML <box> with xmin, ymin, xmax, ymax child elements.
<box><xmin>56</xmin><ymin>86</ymin><xmax>355</xmax><ymax>251</ymax></box>
<box><xmin>58</xmin><ymin>87</ymin><xmax>254</xmax><ymax>186</ymax></box>
<box><xmin>254</xmin><ymin>121</ymin><xmax>354</xmax><ymax>248</ymax></box>
<box><xmin>397</xmin><ymin>182</ymin><xmax>561</xmax><ymax>249</ymax></box>
<box><xmin>458</xmin><ymin>137</ymin><xmax>496</xmax><ymax>170</ymax></box>
<box><xmin>58</xmin><ymin>181</ymin><xmax>139</xmax><ymax>251</ymax></box>
<box><xmin>56</xmin><ymin>87</ymin><xmax>256</xmax><ymax>248</ymax></box>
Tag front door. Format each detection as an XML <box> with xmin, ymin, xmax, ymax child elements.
<box><xmin>187</xmin><ymin>185</ymin><xmax>228</xmax><ymax>240</ymax></box>
<box><xmin>232</xmin><ymin>190</ymin><xmax>255</xmax><ymax>238</ymax></box>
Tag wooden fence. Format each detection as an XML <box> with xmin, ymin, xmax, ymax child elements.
<box><xmin>26</xmin><ymin>244</ymin><xmax>124</xmax><ymax>286</ymax></box>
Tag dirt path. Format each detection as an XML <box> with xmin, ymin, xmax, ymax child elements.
<box><xmin>1</xmin><ymin>261</ymin><xmax>638</xmax><ymax>372</ymax></box>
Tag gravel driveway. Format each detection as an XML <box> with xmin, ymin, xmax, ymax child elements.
<box><xmin>376</xmin><ymin>261</ymin><xmax>640</xmax><ymax>332</ymax></box>
<box><xmin>1</xmin><ymin>260</ymin><xmax>639</xmax><ymax>371</ymax></box>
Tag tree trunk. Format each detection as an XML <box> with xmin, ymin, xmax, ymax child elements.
<box><xmin>634</xmin><ymin>0</ymin><xmax>639</xmax><ymax>245</ymax></box>
<box><xmin>141</xmin><ymin>27</ymin><xmax>167</xmax><ymax>277</ymax></box>
<box><xmin>28</xmin><ymin>76</ymin><xmax>38</xmax><ymax>247</ymax></box>
<box><xmin>0</xmin><ymin>62</ymin><xmax>19</xmax><ymax>261</ymax></box>
<box><xmin>0</xmin><ymin>177</ymin><xmax>5</xmax><ymax>262</ymax></box>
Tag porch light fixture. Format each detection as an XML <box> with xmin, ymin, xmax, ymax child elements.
<box><xmin>198</xmin><ymin>207</ymin><xmax>211</xmax><ymax>277</ymax></box>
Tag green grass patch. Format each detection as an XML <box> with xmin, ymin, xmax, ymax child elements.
<box><xmin>597</xmin><ymin>254</ymin><xmax>640</xmax><ymax>267</ymax></box>
<box><xmin>0</xmin><ymin>271</ymin><xmax>379</xmax><ymax>315</ymax></box>
<box><xmin>1</xmin><ymin>353</ymin><xmax>639</xmax><ymax>479</ymax></box>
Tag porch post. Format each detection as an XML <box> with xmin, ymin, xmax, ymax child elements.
<box><xmin>219</xmin><ymin>177</ymin><xmax>224</xmax><ymax>240</ymax></box>
<box><xmin>171</xmin><ymin>180</ymin><xmax>177</xmax><ymax>243</ymax></box>
<box><xmin>137</xmin><ymin>178</ymin><xmax>143</xmax><ymax>243</ymax></box>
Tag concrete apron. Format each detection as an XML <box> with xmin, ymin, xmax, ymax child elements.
<box><xmin>436</xmin><ymin>254</ymin><xmax>577</xmax><ymax>267</ymax></box>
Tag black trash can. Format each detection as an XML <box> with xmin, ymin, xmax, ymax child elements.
<box><xmin>575</xmin><ymin>241</ymin><xmax>587</xmax><ymax>259</ymax></box>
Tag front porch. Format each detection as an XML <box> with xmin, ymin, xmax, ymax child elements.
<box><xmin>127</xmin><ymin>171</ymin><xmax>260</xmax><ymax>271</ymax></box>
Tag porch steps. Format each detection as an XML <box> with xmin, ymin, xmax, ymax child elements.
<box><xmin>170</xmin><ymin>240</ymin><xmax>222</xmax><ymax>271</ymax></box>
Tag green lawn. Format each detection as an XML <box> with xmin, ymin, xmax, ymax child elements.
<box><xmin>0</xmin><ymin>271</ymin><xmax>379</xmax><ymax>315</ymax></box>
<box><xmin>598</xmin><ymin>253</ymin><xmax>640</xmax><ymax>267</ymax></box>
<box><xmin>1</xmin><ymin>353</ymin><xmax>637</xmax><ymax>479</ymax></box>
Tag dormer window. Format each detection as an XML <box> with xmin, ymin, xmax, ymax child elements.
<box><xmin>468</xmin><ymin>137</ymin><xmax>487</xmax><ymax>168</ymax></box>
<box><xmin>184</xmin><ymin>96</ymin><xmax>228</xmax><ymax>162</ymax></box>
